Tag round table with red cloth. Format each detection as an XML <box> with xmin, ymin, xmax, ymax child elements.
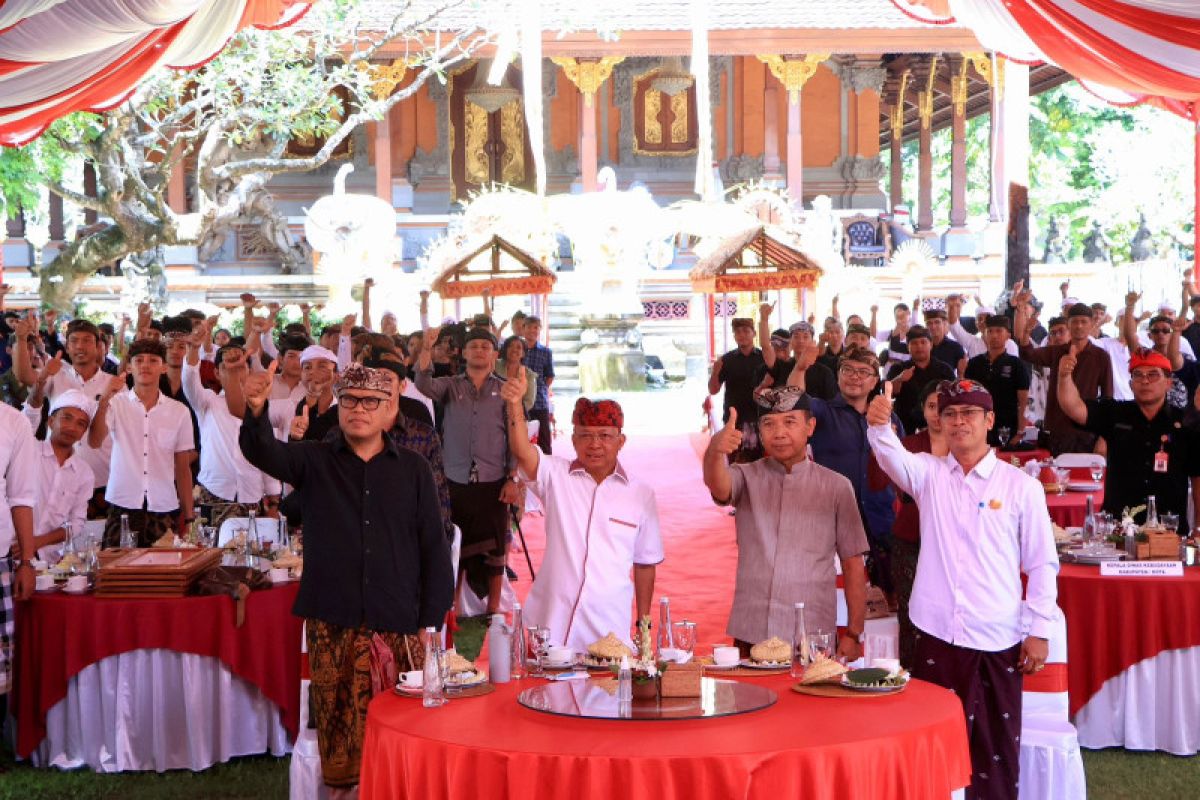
<box><xmin>359</xmin><ymin>674</ymin><xmax>971</xmax><ymax>800</ymax></box>
<box><xmin>13</xmin><ymin>582</ymin><xmax>302</xmax><ymax>759</ymax></box>
<box><xmin>1057</xmin><ymin>564</ymin><xmax>1200</xmax><ymax>718</ymax></box>
<box><xmin>1045</xmin><ymin>486</ymin><xmax>1104</xmax><ymax>527</ymax></box>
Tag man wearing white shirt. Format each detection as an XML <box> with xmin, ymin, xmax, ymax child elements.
<box><xmin>88</xmin><ymin>339</ymin><xmax>195</xmax><ymax>547</ymax></box>
<box><xmin>502</xmin><ymin>372</ymin><xmax>663</xmax><ymax>650</ymax></box>
<box><xmin>270</xmin><ymin>334</ymin><xmax>310</xmax><ymax>403</ymax></box>
<box><xmin>183</xmin><ymin>333</ymin><xmax>281</xmax><ymax>529</ymax></box>
<box><xmin>867</xmin><ymin>379</ymin><xmax>1057</xmax><ymax>800</ymax></box>
<box><xmin>14</xmin><ymin>317</ymin><xmax>113</xmax><ymax>509</ymax></box>
<box><xmin>0</xmin><ymin>399</ymin><xmax>37</xmax><ymax>706</ymax></box>
<box><xmin>26</xmin><ymin>391</ymin><xmax>95</xmax><ymax>564</ymax></box>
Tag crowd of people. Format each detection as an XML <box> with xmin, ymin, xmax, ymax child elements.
<box><xmin>2</xmin><ymin>270</ymin><xmax>1199</xmax><ymax>799</ymax></box>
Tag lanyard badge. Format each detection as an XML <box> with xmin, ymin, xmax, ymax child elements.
<box><xmin>1154</xmin><ymin>435</ymin><xmax>1169</xmax><ymax>473</ymax></box>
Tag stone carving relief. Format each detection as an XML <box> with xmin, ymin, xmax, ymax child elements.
<box><xmin>719</xmin><ymin>154</ymin><xmax>765</xmax><ymax>185</ymax></box>
<box><xmin>828</xmin><ymin>56</ymin><xmax>887</xmax><ymax>94</ymax></box>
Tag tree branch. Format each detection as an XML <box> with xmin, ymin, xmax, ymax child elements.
<box><xmin>46</xmin><ymin>182</ymin><xmax>104</xmax><ymax>213</ymax></box>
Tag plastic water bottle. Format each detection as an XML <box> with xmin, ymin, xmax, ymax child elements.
<box><xmin>119</xmin><ymin>514</ymin><xmax>134</xmax><ymax>549</ymax></box>
<box><xmin>791</xmin><ymin>602</ymin><xmax>810</xmax><ymax>679</ymax></box>
<box><xmin>510</xmin><ymin>603</ymin><xmax>527</xmax><ymax>679</ymax></box>
<box><xmin>617</xmin><ymin>655</ymin><xmax>632</xmax><ymax>703</ymax></box>
<box><xmin>488</xmin><ymin>613</ymin><xmax>511</xmax><ymax>684</ymax></box>
<box><xmin>1145</xmin><ymin>495</ymin><xmax>1159</xmax><ymax>528</ymax></box>
<box><xmin>422</xmin><ymin>627</ymin><xmax>446</xmax><ymax>708</ymax></box>
<box><xmin>657</xmin><ymin>596</ymin><xmax>674</xmax><ymax>655</ymax></box>
<box><xmin>247</xmin><ymin>508</ymin><xmax>260</xmax><ymax>552</ymax></box>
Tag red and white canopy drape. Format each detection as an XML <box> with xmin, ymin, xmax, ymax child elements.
<box><xmin>0</xmin><ymin>0</ymin><xmax>311</xmax><ymax>147</ymax></box>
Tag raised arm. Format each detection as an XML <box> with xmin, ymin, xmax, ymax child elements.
<box><xmin>868</xmin><ymin>305</ymin><xmax>879</xmax><ymax>339</ymax></box>
<box><xmin>1055</xmin><ymin>342</ymin><xmax>1088</xmax><ymax>426</ymax></box>
<box><xmin>702</xmin><ymin>408</ymin><xmax>742</xmax><ymax>504</ymax></box>
<box><xmin>362</xmin><ymin>278</ymin><xmax>374</xmax><ymax>331</ymax></box>
<box><xmin>864</xmin><ymin>383</ymin><xmax>927</xmax><ymax>497</ymax></box>
<box><xmin>1168</xmin><ymin>315</ymin><xmax>1186</xmax><ymax>371</ymax></box>
<box><xmin>87</xmin><ymin>370</ymin><xmax>129</xmax><ymax>449</ymax></box>
<box><xmin>1121</xmin><ymin>291</ymin><xmax>1140</xmax><ymax>352</ymax></box>
<box><xmin>758</xmin><ymin>302</ymin><xmax>776</xmax><ymax>369</ymax></box>
<box><xmin>501</xmin><ymin>366</ymin><xmax>539</xmax><ymax>480</ymax></box>
<box><xmin>237</xmin><ymin>361</ymin><xmax>309</xmax><ymax>487</ymax></box>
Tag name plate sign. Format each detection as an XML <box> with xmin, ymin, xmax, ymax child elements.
<box><xmin>1100</xmin><ymin>561</ymin><xmax>1184</xmax><ymax>577</ymax></box>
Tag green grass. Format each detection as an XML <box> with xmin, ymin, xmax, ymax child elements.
<box><xmin>1083</xmin><ymin>749</ymin><xmax>1200</xmax><ymax>798</ymax></box>
<box><xmin>0</xmin><ymin>754</ymin><xmax>288</xmax><ymax>800</ymax></box>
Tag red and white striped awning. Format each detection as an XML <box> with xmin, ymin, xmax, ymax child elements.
<box><xmin>891</xmin><ymin>0</ymin><xmax>1200</xmax><ymax>116</ymax></box>
<box><xmin>0</xmin><ymin>0</ymin><xmax>311</xmax><ymax>147</ymax></box>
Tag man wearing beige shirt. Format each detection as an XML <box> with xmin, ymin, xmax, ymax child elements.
<box><xmin>703</xmin><ymin>386</ymin><xmax>869</xmax><ymax>661</ymax></box>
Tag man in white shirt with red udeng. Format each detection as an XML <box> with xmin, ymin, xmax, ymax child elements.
<box><xmin>867</xmin><ymin>379</ymin><xmax>1058</xmax><ymax>800</ymax></box>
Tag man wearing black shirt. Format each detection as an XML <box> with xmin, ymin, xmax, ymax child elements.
<box><xmin>964</xmin><ymin>315</ymin><xmax>1030</xmax><ymax>447</ymax></box>
<box><xmin>885</xmin><ymin>326</ymin><xmax>955</xmax><ymax>434</ymax></box>
<box><xmin>709</xmin><ymin>317</ymin><xmax>765</xmax><ymax>462</ymax></box>
<box><xmin>757</xmin><ymin>309</ymin><xmax>837</xmax><ymax>401</ymax></box>
<box><xmin>1183</xmin><ymin>294</ymin><xmax>1200</xmax><ymax>358</ymax></box>
<box><xmin>816</xmin><ymin>318</ymin><xmax>846</xmax><ymax>374</ymax></box>
<box><xmin>924</xmin><ymin>308</ymin><xmax>966</xmax><ymax>376</ymax></box>
<box><xmin>1058</xmin><ymin>346</ymin><xmax>1200</xmax><ymax>532</ymax></box>
<box><xmin>239</xmin><ymin>362</ymin><xmax>452</xmax><ymax>794</ymax></box>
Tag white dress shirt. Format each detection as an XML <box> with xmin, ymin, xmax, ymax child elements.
<box><xmin>521</xmin><ymin>454</ymin><xmax>664</xmax><ymax>650</ymax></box>
<box><xmin>401</xmin><ymin>381</ymin><xmax>435</xmax><ymax>423</ymax></box>
<box><xmin>1091</xmin><ymin>336</ymin><xmax>1133</xmax><ymax>401</ymax></box>
<box><xmin>182</xmin><ymin>362</ymin><xmax>280</xmax><ymax>503</ymax></box>
<box><xmin>867</xmin><ymin>422</ymin><xmax>1059</xmax><ymax>651</ymax></box>
<box><xmin>32</xmin><ymin>440</ymin><xmax>94</xmax><ymax>560</ymax></box>
<box><xmin>0</xmin><ymin>403</ymin><xmax>38</xmax><ymax>555</ymax></box>
<box><xmin>950</xmin><ymin>320</ymin><xmax>1019</xmax><ymax>360</ymax></box>
<box><xmin>103</xmin><ymin>389</ymin><xmax>195</xmax><ymax>512</ymax></box>
<box><xmin>43</xmin><ymin>364</ymin><xmax>113</xmax><ymax>488</ymax></box>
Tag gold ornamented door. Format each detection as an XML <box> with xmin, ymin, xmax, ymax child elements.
<box><xmin>450</xmin><ymin>63</ymin><xmax>534</xmax><ymax>199</ymax></box>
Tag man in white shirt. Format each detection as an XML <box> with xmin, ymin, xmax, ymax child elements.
<box><xmin>270</xmin><ymin>333</ymin><xmax>310</xmax><ymax>403</ymax></box>
<box><xmin>27</xmin><ymin>390</ymin><xmax>95</xmax><ymax>562</ymax></box>
<box><xmin>867</xmin><ymin>379</ymin><xmax>1058</xmax><ymax>800</ymax></box>
<box><xmin>183</xmin><ymin>333</ymin><xmax>281</xmax><ymax>529</ymax></box>
<box><xmin>88</xmin><ymin>339</ymin><xmax>195</xmax><ymax>547</ymax></box>
<box><xmin>14</xmin><ymin>317</ymin><xmax>113</xmax><ymax>508</ymax></box>
<box><xmin>502</xmin><ymin>371</ymin><xmax>663</xmax><ymax>650</ymax></box>
<box><xmin>0</xmin><ymin>399</ymin><xmax>37</xmax><ymax>704</ymax></box>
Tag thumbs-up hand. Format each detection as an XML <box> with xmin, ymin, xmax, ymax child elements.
<box><xmin>710</xmin><ymin>408</ymin><xmax>744</xmax><ymax>455</ymax></box>
<box><xmin>1059</xmin><ymin>340</ymin><xmax>1082</xmax><ymax>377</ymax></box>
<box><xmin>501</xmin><ymin>366</ymin><xmax>527</xmax><ymax>405</ymax></box>
<box><xmin>244</xmin><ymin>359</ymin><xmax>276</xmax><ymax>415</ymax></box>
<box><xmin>289</xmin><ymin>402</ymin><xmax>311</xmax><ymax>440</ymax></box>
<box><xmin>41</xmin><ymin>350</ymin><xmax>63</xmax><ymax>380</ymax></box>
<box><xmin>866</xmin><ymin>381</ymin><xmax>894</xmax><ymax>427</ymax></box>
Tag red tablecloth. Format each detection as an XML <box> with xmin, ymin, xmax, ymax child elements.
<box><xmin>13</xmin><ymin>582</ymin><xmax>302</xmax><ymax>758</ymax></box>
<box><xmin>1045</xmin><ymin>488</ymin><xmax>1103</xmax><ymax>527</ymax></box>
<box><xmin>359</xmin><ymin>675</ymin><xmax>971</xmax><ymax>800</ymax></box>
<box><xmin>1057</xmin><ymin>564</ymin><xmax>1200</xmax><ymax>716</ymax></box>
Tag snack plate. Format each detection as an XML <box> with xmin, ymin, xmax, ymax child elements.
<box><xmin>394</xmin><ymin>670</ymin><xmax>488</xmax><ymax>695</ymax></box>
<box><xmin>738</xmin><ymin>658</ymin><xmax>789</xmax><ymax>670</ymax></box>
<box><xmin>839</xmin><ymin>675</ymin><xmax>908</xmax><ymax>693</ymax></box>
<box><xmin>1067</xmin><ymin>482</ymin><xmax>1103</xmax><ymax>492</ymax></box>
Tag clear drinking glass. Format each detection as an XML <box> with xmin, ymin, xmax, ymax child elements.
<box><xmin>1089</xmin><ymin>464</ymin><xmax>1104</xmax><ymax>484</ymax></box>
<box><xmin>1162</xmin><ymin>513</ymin><xmax>1180</xmax><ymax>532</ymax></box>
<box><xmin>1054</xmin><ymin>467</ymin><xmax>1071</xmax><ymax>495</ymax></box>
<box><xmin>529</xmin><ymin>626</ymin><xmax>551</xmax><ymax>677</ymax></box>
<box><xmin>997</xmin><ymin>426</ymin><xmax>1012</xmax><ymax>447</ymax></box>
<box><xmin>672</xmin><ymin>621</ymin><xmax>696</xmax><ymax>660</ymax></box>
<box><xmin>807</xmin><ymin>630</ymin><xmax>835</xmax><ymax>662</ymax></box>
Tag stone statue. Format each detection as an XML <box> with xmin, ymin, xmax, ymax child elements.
<box><xmin>1129</xmin><ymin>213</ymin><xmax>1153</xmax><ymax>262</ymax></box>
<box><xmin>1041</xmin><ymin>216</ymin><xmax>1068</xmax><ymax>264</ymax></box>
<box><xmin>1081</xmin><ymin>221</ymin><xmax>1111</xmax><ymax>263</ymax></box>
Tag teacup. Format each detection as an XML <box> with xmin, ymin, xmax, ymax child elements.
<box><xmin>35</xmin><ymin>573</ymin><xmax>54</xmax><ymax>591</ymax></box>
<box><xmin>712</xmin><ymin>646</ymin><xmax>740</xmax><ymax>667</ymax></box>
<box><xmin>65</xmin><ymin>575</ymin><xmax>87</xmax><ymax>593</ymax></box>
<box><xmin>544</xmin><ymin>646</ymin><xmax>573</xmax><ymax>665</ymax></box>
<box><xmin>269</xmin><ymin>567</ymin><xmax>289</xmax><ymax>584</ymax></box>
<box><xmin>398</xmin><ymin>670</ymin><xmax>423</xmax><ymax>689</ymax></box>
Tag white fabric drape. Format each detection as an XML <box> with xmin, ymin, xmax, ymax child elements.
<box><xmin>690</xmin><ymin>0</ymin><xmax>713</xmax><ymax>201</ymax></box>
<box><xmin>31</xmin><ymin>649</ymin><xmax>290</xmax><ymax>772</ymax></box>
<box><xmin>519</xmin><ymin>0</ymin><xmax>545</xmax><ymax>196</ymax></box>
<box><xmin>1073</xmin><ymin>645</ymin><xmax>1200</xmax><ymax>755</ymax></box>
<box><xmin>948</xmin><ymin>0</ymin><xmax>1046</xmax><ymax>63</ymax></box>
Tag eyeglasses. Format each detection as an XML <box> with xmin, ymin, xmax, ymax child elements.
<box><xmin>575</xmin><ymin>431</ymin><xmax>620</xmax><ymax>444</ymax></box>
<box><xmin>1130</xmin><ymin>370</ymin><xmax>1166</xmax><ymax>383</ymax></box>
<box><xmin>339</xmin><ymin>395</ymin><xmax>384</xmax><ymax>410</ymax></box>
<box><xmin>940</xmin><ymin>407</ymin><xmax>986</xmax><ymax>422</ymax></box>
<box><xmin>839</xmin><ymin>366</ymin><xmax>877</xmax><ymax>379</ymax></box>
<box><xmin>1149</xmin><ymin>327</ymin><xmax>1172</xmax><ymax>335</ymax></box>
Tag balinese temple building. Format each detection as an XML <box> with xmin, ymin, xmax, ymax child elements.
<box><xmin>3</xmin><ymin>0</ymin><xmax>1082</xmax><ymax>387</ymax></box>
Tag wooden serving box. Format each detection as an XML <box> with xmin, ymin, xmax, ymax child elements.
<box><xmin>660</xmin><ymin>661</ymin><xmax>703</xmax><ymax>698</ymax></box>
<box><xmin>1135</xmin><ymin>529</ymin><xmax>1180</xmax><ymax>561</ymax></box>
<box><xmin>95</xmin><ymin>547</ymin><xmax>223</xmax><ymax>598</ymax></box>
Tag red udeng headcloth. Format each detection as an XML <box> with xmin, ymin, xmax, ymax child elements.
<box><xmin>572</xmin><ymin>397</ymin><xmax>624</xmax><ymax>430</ymax></box>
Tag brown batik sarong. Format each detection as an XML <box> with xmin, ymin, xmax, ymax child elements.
<box><xmin>306</xmin><ymin>619</ymin><xmax>423</xmax><ymax>789</ymax></box>
<box><xmin>102</xmin><ymin>504</ymin><xmax>178</xmax><ymax>548</ymax></box>
<box><xmin>196</xmin><ymin>484</ymin><xmax>261</xmax><ymax>531</ymax></box>
<box><xmin>890</xmin><ymin>537</ymin><xmax>921</xmax><ymax>669</ymax></box>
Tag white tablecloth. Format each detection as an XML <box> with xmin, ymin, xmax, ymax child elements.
<box><xmin>1074</xmin><ymin>644</ymin><xmax>1200</xmax><ymax>755</ymax></box>
<box><xmin>31</xmin><ymin>648</ymin><xmax>291</xmax><ymax>772</ymax></box>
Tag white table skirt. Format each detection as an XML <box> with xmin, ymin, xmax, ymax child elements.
<box><xmin>31</xmin><ymin>648</ymin><xmax>291</xmax><ymax>772</ymax></box>
<box><xmin>1074</xmin><ymin>644</ymin><xmax>1200</xmax><ymax>755</ymax></box>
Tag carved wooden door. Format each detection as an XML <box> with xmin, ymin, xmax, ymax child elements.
<box><xmin>450</xmin><ymin>63</ymin><xmax>534</xmax><ymax>199</ymax></box>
